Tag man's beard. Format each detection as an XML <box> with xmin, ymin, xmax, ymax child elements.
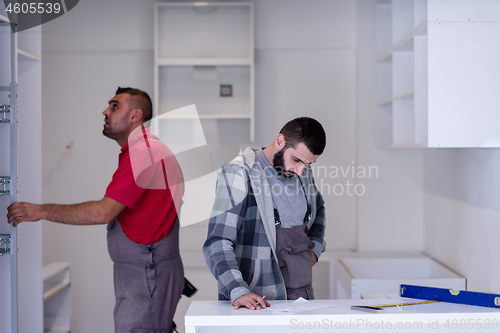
<box><xmin>102</xmin><ymin>127</ymin><xmax>119</xmax><ymax>140</ymax></box>
<box><xmin>102</xmin><ymin>115</ymin><xmax>127</xmax><ymax>140</ymax></box>
<box><xmin>273</xmin><ymin>148</ymin><xmax>296</xmax><ymax>178</ymax></box>
<box><xmin>102</xmin><ymin>126</ymin><xmax>112</xmax><ymax>137</ymax></box>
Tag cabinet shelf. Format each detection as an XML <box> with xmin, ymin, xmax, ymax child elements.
<box><xmin>157</xmin><ymin>58</ymin><xmax>252</xmax><ymax>66</ymax></box>
<box><xmin>43</xmin><ymin>281</ymin><xmax>70</xmax><ymax>302</ymax></box>
<box><xmin>17</xmin><ymin>49</ymin><xmax>41</xmax><ymax>62</ymax></box>
<box><xmin>0</xmin><ymin>13</ymin><xmax>12</xmax><ymax>24</ymax></box>
<box><xmin>43</xmin><ymin>262</ymin><xmax>71</xmax><ymax>332</ymax></box>
<box><xmin>383</xmin><ymin>144</ymin><xmax>426</xmax><ymax>149</ymax></box>
<box><xmin>378</xmin><ymin>90</ymin><xmax>414</xmax><ymax>106</ymax></box>
<box><xmin>159</xmin><ymin>114</ymin><xmax>251</xmax><ymax>120</ymax></box>
<box><xmin>154</xmin><ymin>2</ymin><xmax>254</xmax><ymax>141</ymax></box>
<box><xmin>45</xmin><ymin>329</ymin><xmax>70</xmax><ymax>333</ymax></box>
<box><xmin>42</xmin><ymin>262</ymin><xmax>70</xmax><ymax>281</ymax></box>
<box><xmin>160</xmin><ymin>2</ymin><xmax>251</xmax><ymax>8</ymax></box>
<box><xmin>42</xmin><ymin>262</ymin><xmax>70</xmax><ymax>301</ymax></box>
<box><xmin>377</xmin><ymin>20</ymin><xmax>427</xmax><ymax>63</ymax></box>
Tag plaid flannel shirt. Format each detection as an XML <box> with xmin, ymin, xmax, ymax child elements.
<box><xmin>203</xmin><ymin>147</ymin><xmax>326</xmax><ymax>304</ymax></box>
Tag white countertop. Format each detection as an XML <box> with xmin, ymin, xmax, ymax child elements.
<box><xmin>185</xmin><ymin>299</ymin><xmax>500</xmax><ymax>332</ymax></box>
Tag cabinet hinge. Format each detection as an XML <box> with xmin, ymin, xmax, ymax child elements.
<box><xmin>0</xmin><ymin>104</ymin><xmax>10</xmax><ymax>123</ymax></box>
<box><xmin>0</xmin><ymin>177</ymin><xmax>10</xmax><ymax>196</ymax></box>
<box><xmin>0</xmin><ymin>235</ymin><xmax>11</xmax><ymax>256</ymax></box>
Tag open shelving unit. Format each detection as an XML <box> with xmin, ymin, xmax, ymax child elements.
<box><xmin>376</xmin><ymin>0</ymin><xmax>500</xmax><ymax>148</ymax></box>
<box><xmin>376</xmin><ymin>0</ymin><xmax>428</xmax><ymax>148</ymax></box>
<box><xmin>43</xmin><ymin>262</ymin><xmax>71</xmax><ymax>333</ymax></box>
<box><xmin>154</xmin><ymin>2</ymin><xmax>254</xmax><ymax>143</ymax></box>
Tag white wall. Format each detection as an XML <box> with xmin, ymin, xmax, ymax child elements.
<box><xmin>423</xmin><ymin>149</ymin><xmax>500</xmax><ymax>293</ymax></box>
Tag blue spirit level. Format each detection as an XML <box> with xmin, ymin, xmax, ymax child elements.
<box><xmin>400</xmin><ymin>284</ymin><xmax>500</xmax><ymax>309</ymax></box>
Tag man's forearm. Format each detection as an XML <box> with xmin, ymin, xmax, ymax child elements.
<box><xmin>7</xmin><ymin>197</ymin><xmax>125</xmax><ymax>227</ymax></box>
<box><xmin>42</xmin><ymin>201</ymin><xmax>112</xmax><ymax>225</ymax></box>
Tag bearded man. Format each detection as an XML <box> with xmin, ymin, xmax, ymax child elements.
<box><xmin>203</xmin><ymin>117</ymin><xmax>327</xmax><ymax>310</ymax></box>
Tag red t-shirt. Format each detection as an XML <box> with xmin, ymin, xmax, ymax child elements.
<box><xmin>105</xmin><ymin>127</ymin><xmax>183</xmax><ymax>244</ymax></box>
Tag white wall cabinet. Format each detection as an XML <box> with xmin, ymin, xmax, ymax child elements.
<box><xmin>154</xmin><ymin>2</ymin><xmax>254</xmax><ymax>142</ymax></box>
<box><xmin>1</xmin><ymin>9</ymin><xmax>43</xmax><ymax>333</ymax></box>
<box><xmin>43</xmin><ymin>262</ymin><xmax>71</xmax><ymax>333</ymax></box>
<box><xmin>376</xmin><ymin>0</ymin><xmax>500</xmax><ymax>148</ymax></box>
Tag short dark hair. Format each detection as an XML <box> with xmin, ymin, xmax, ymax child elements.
<box><xmin>279</xmin><ymin>117</ymin><xmax>326</xmax><ymax>155</ymax></box>
<box><xmin>115</xmin><ymin>87</ymin><xmax>153</xmax><ymax>122</ymax></box>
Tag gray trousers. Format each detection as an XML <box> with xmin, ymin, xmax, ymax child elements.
<box><xmin>107</xmin><ymin>218</ymin><xmax>184</xmax><ymax>333</ymax></box>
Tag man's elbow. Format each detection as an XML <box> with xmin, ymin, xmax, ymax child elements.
<box><xmin>92</xmin><ymin>198</ymin><xmax>124</xmax><ymax>225</ymax></box>
<box><xmin>89</xmin><ymin>208</ymin><xmax>117</xmax><ymax>225</ymax></box>
<box><xmin>94</xmin><ymin>211</ymin><xmax>117</xmax><ymax>225</ymax></box>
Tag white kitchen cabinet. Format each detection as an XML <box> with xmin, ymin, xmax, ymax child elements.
<box><xmin>154</xmin><ymin>2</ymin><xmax>254</xmax><ymax>142</ymax></box>
<box><xmin>337</xmin><ymin>256</ymin><xmax>466</xmax><ymax>299</ymax></box>
<box><xmin>1</xmin><ymin>8</ymin><xmax>43</xmax><ymax>333</ymax></box>
<box><xmin>376</xmin><ymin>0</ymin><xmax>500</xmax><ymax>147</ymax></box>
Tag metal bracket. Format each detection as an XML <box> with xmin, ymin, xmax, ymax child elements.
<box><xmin>0</xmin><ymin>104</ymin><xmax>10</xmax><ymax>123</ymax></box>
<box><xmin>0</xmin><ymin>235</ymin><xmax>11</xmax><ymax>256</ymax></box>
<box><xmin>0</xmin><ymin>177</ymin><xmax>10</xmax><ymax>196</ymax></box>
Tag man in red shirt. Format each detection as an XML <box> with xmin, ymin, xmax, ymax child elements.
<box><xmin>7</xmin><ymin>87</ymin><xmax>184</xmax><ymax>333</ymax></box>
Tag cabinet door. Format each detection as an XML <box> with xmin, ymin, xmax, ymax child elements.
<box><xmin>0</xmin><ymin>10</ymin><xmax>43</xmax><ymax>333</ymax></box>
<box><xmin>0</xmin><ymin>17</ymin><xmax>16</xmax><ymax>333</ymax></box>
<box><xmin>428</xmin><ymin>22</ymin><xmax>500</xmax><ymax>147</ymax></box>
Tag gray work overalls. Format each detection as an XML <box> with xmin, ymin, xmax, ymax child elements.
<box><xmin>275</xmin><ymin>223</ymin><xmax>315</xmax><ymax>299</ymax></box>
<box><xmin>107</xmin><ymin>217</ymin><xmax>184</xmax><ymax>333</ymax></box>
<box><xmin>273</xmin><ymin>181</ymin><xmax>315</xmax><ymax>300</ymax></box>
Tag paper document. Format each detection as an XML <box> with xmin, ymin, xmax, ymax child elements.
<box><xmin>262</xmin><ymin>298</ymin><xmax>338</xmax><ymax>315</ymax></box>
